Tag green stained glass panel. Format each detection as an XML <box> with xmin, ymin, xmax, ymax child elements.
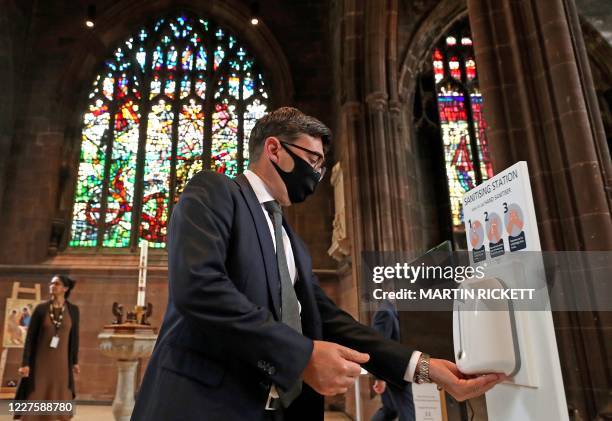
<box><xmin>70</xmin><ymin>99</ymin><xmax>110</xmax><ymax>247</ymax></box>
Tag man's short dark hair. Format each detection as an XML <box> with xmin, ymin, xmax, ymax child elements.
<box><xmin>248</xmin><ymin>107</ymin><xmax>332</xmax><ymax>162</ymax></box>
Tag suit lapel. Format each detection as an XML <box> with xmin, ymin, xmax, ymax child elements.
<box><xmin>234</xmin><ymin>174</ymin><xmax>281</xmax><ymax>319</ymax></box>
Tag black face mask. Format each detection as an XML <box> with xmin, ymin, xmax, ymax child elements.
<box><xmin>271</xmin><ymin>143</ymin><xmax>321</xmax><ymax>203</ymax></box>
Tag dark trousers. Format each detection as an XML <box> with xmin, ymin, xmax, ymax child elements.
<box><xmin>371</xmin><ymin>383</ymin><xmax>415</xmax><ymax>421</ymax></box>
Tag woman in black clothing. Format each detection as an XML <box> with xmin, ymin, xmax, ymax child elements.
<box><xmin>16</xmin><ymin>275</ymin><xmax>80</xmax><ymax>421</ymax></box>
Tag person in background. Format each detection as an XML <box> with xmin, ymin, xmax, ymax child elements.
<box><xmin>7</xmin><ymin>310</ymin><xmax>23</xmax><ymax>345</ymax></box>
<box><xmin>16</xmin><ymin>275</ymin><xmax>80</xmax><ymax>421</ymax></box>
<box><xmin>371</xmin><ymin>299</ymin><xmax>415</xmax><ymax>421</ymax></box>
<box><xmin>19</xmin><ymin>307</ymin><xmax>32</xmax><ymax>327</ymax></box>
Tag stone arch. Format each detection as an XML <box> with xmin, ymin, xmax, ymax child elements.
<box><xmin>398</xmin><ymin>0</ymin><xmax>466</xmax><ymax>108</ymax></box>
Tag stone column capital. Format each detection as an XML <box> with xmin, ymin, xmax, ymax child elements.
<box><xmin>365</xmin><ymin>92</ymin><xmax>388</xmax><ymax>111</ymax></box>
<box><xmin>388</xmin><ymin>99</ymin><xmax>402</xmax><ymax>115</ymax></box>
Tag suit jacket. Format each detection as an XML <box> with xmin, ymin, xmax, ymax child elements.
<box><xmin>131</xmin><ymin>171</ymin><xmax>414</xmax><ymax>421</ymax></box>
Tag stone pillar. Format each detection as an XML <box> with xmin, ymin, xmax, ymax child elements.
<box><xmin>331</xmin><ymin>0</ymin><xmax>425</xmax><ymax>418</ymax></box>
<box><xmin>467</xmin><ymin>0</ymin><xmax>612</xmax><ymax>418</ymax></box>
<box><xmin>0</xmin><ymin>1</ymin><xmax>67</xmax><ymax>265</ymax></box>
<box><xmin>98</xmin><ymin>325</ymin><xmax>157</xmax><ymax>421</ymax></box>
<box><xmin>362</xmin><ymin>0</ymin><xmax>394</xmax><ymax>253</ymax></box>
<box><xmin>467</xmin><ymin>0</ymin><xmax>612</xmax><ymax>251</ymax></box>
<box><xmin>386</xmin><ymin>0</ymin><xmax>429</xmax><ymax>254</ymax></box>
<box><xmin>360</xmin><ymin>0</ymin><xmax>419</xmax><ymax>255</ymax></box>
<box><xmin>0</xmin><ymin>128</ymin><xmax>65</xmax><ymax>264</ymax></box>
<box><xmin>335</xmin><ymin>0</ymin><xmax>417</xmax><ymax>268</ymax></box>
<box><xmin>112</xmin><ymin>360</ymin><xmax>138</xmax><ymax>421</ymax></box>
<box><xmin>0</xmin><ymin>1</ymin><xmax>29</xmax><ymax>223</ymax></box>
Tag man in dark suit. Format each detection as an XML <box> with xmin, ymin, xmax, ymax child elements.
<box><xmin>371</xmin><ymin>300</ymin><xmax>415</xmax><ymax>421</ymax></box>
<box><xmin>131</xmin><ymin>108</ymin><xmax>504</xmax><ymax>421</ymax></box>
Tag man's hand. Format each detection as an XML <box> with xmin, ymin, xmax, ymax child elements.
<box><xmin>18</xmin><ymin>366</ymin><xmax>29</xmax><ymax>377</ymax></box>
<box><xmin>429</xmin><ymin>359</ymin><xmax>506</xmax><ymax>401</ymax></box>
<box><xmin>73</xmin><ymin>364</ymin><xmax>80</xmax><ymax>375</ymax></box>
<box><xmin>302</xmin><ymin>340</ymin><xmax>370</xmax><ymax>396</ymax></box>
<box><xmin>373</xmin><ymin>379</ymin><xmax>386</xmax><ymax>395</ymax></box>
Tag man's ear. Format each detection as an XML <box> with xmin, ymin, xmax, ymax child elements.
<box><xmin>264</xmin><ymin>136</ymin><xmax>281</xmax><ymax>164</ymax></box>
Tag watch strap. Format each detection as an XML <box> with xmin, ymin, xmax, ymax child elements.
<box><xmin>414</xmin><ymin>353</ymin><xmax>432</xmax><ymax>384</ymax></box>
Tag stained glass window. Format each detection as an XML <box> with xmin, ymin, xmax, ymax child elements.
<box><xmin>432</xmin><ymin>25</ymin><xmax>493</xmax><ymax>227</ymax></box>
<box><xmin>71</xmin><ymin>13</ymin><xmax>270</xmax><ymax>248</ymax></box>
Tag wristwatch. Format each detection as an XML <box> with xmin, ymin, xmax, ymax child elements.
<box><xmin>414</xmin><ymin>353</ymin><xmax>432</xmax><ymax>384</ymax></box>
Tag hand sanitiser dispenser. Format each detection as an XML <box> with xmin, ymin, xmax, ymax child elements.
<box><xmin>453</xmin><ymin>277</ymin><xmax>521</xmax><ymax>376</ymax></box>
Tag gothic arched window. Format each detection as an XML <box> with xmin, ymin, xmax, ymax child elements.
<box><xmin>70</xmin><ymin>13</ymin><xmax>270</xmax><ymax>249</ymax></box>
<box><xmin>432</xmin><ymin>23</ymin><xmax>493</xmax><ymax>227</ymax></box>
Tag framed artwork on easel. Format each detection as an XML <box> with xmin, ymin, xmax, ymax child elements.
<box><xmin>2</xmin><ymin>297</ymin><xmax>39</xmax><ymax>348</ymax></box>
<box><xmin>0</xmin><ymin>282</ymin><xmax>42</xmax><ymax>397</ymax></box>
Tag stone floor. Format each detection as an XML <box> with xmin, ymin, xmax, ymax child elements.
<box><xmin>0</xmin><ymin>403</ymin><xmax>352</xmax><ymax>420</ymax></box>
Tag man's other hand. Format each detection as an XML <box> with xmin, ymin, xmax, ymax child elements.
<box><xmin>373</xmin><ymin>379</ymin><xmax>386</xmax><ymax>395</ymax></box>
<box><xmin>18</xmin><ymin>366</ymin><xmax>29</xmax><ymax>377</ymax></box>
<box><xmin>430</xmin><ymin>358</ymin><xmax>507</xmax><ymax>401</ymax></box>
<box><xmin>302</xmin><ymin>340</ymin><xmax>370</xmax><ymax>396</ymax></box>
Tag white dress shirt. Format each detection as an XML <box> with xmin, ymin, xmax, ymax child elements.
<box><xmin>242</xmin><ymin>170</ymin><xmax>420</xmax><ymax>408</ymax></box>
<box><xmin>243</xmin><ymin>169</ymin><xmax>298</xmax><ymax>286</ymax></box>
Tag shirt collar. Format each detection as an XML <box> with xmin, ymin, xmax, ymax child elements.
<box><xmin>243</xmin><ymin>169</ymin><xmax>276</xmax><ymax>205</ymax></box>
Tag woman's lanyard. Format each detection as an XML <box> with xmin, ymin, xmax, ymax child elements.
<box><xmin>48</xmin><ymin>303</ymin><xmax>65</xmax><ymax>348</ymax></box>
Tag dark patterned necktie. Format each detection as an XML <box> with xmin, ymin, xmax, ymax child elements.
<box><xmin>263</xmin><ymin>200</ymin><xmax>302</xmax><ymax>407</ymax></box>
